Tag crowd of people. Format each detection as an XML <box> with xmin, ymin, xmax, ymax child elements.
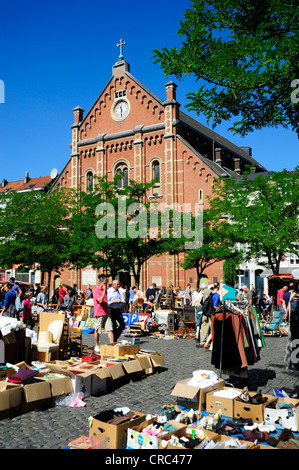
<box><xmin>1</xmin><ymin>275</ymin><xmax>298</xmax><ymax>362</ymax></box>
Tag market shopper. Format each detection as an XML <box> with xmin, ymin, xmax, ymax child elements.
<box><xmin>57</xmin><ymin>284</ymin><xmax>67</xmax><ymax>306</ymax></box>
<box><xmin>184</xmin><ymin>283</ymin><xmax>192</xmax><ymax>306</ymax></box>
<box><xmin>63</xmin><ymin>288</ymin><xmax>75</xmax><ymax>312</ymax></box>
<box><xmin>22</xmin><ymin>291</ymin><xmax>35</xmax><ymax>328</ymax></box>
<box><xmin>36</xmin><ymin>287</ymin><xmax>48</xmax><ymax>315</ymax></box>
<box><xmin>284</xmin><ymin>282</ymin><xmax>299</xmax><ymax>370</ymax></box>
<box><xmin>107</xmin><ymin>279</ymin><xmax>126</xmax><ymax>341</ymax></box>
<box><xmin>202</xmin><ymin>282</ymin><xmax>222</xmax><ymax>350</ymax></box>
<box><xmin>277</xmin><ymin>286</ymin><xmax>288</xmax><ymax>312</ymax></box>
<box><xmin>196</xmin><ymin>283</ymin><xmax>212</xmax><ymax>348</ymax></box>
<box><xmin>93</xmin><ymin>275</ymin><xmax>114</xmax><ymax>353</ymax></box>
<box><xmin>0</xmin><ymin>282</ymin><xmax>17</xmax><ymax>318</ymax></box>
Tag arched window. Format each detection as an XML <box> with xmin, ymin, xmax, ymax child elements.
<box><xmin>115</xmin><ymin>163</ymin><xmax>129</xmax><ymax>188</ymax></box>
<box><xmin>86</xmin><ymin>171</ymin><xmax>94</xmax><ymax>192</ymax></box>
<box><xmin>152</xmin><ymin>160</ymin><xmax>160</xmax><ymax>185</ymax></box>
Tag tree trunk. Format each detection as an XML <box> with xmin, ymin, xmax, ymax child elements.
<box><xmin>47</xmin><ymin>271</ymin><xmax>52</xmax><ymax>301</ymax></box>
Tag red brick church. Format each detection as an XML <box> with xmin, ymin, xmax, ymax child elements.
<box><xmin>53</xmin><ymin>41</ymin><xmax>267</xmax><ymax>293</ymax></box>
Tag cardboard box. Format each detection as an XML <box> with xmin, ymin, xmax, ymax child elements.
<box><xmin>100</xmin><ymin>342</ymin><xmax>140</xmax><ymax>357</ymax></box>
<box><xmin>36</xmin><ymin>372</ymin><xmax>73</xmax><ymax>399</ymax></box>
<box><xmin>90</xmin><ymin>367</ymin><xmax>111</xmax><ymax>396</ymax></box>
<box><xmin>0</xmin><ymin>382</ymin><xmax>23</xmax><ymax>419</ymax></box>
<box><xmin>171</xmin><ymin>378</ymin><xmax>225</xmax><ymax>412</ymax></box>
<box><xmin>149</xmin><ymin>353</ymin><xmax>165</xmax><ymax>370</ymax></box>
<box><xmin>104</xmin><ymin>362</ymin><xmax>127</xmax><ymax>390</ymax></box>
<box><xmin>127</xmin><ymin>418</ymin><xmax>186</xmax><ymax>450</ymax></box>
<box><xmin>264</xmin><ymin>397</ymin><xmax>299</xmax><ymax>432</ymax></box>
<box><xmin>0</xmin><ymin>366</ymin><xmax>16</xmax><ymax>381</ymax></box>
<box><xmin>45</xmin><ymin>363</ymin><xmax>93</xmax><ymax>397</ymax></box>
<box><xmin>89</xmin><ymin>410</ymin><xmax>146</xmax><ymax>449</ymax></box>
<box><xmin>136</xmin><ymin>354</ymin><xmax>153</xmax><ymax>375</ymax></box>
<box><xmin>206</xmin><ymin>387</ymin><xmax>240</xmax><ymax>418</ymax></box>
<box><xmin>22</xmin><ymin>379</ymin><xmax>52</xmax><ymax>413</ymax></box>
<box><xmin>122</xmin><ymin>359</ymin><xmax>143</xmax><ymax>379</ymax></box>
<box><xmin>234</xmin><ymin>393</ymin><xmax>277</xmax><ymax>423</ymax></box>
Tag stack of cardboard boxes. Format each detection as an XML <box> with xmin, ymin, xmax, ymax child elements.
<box><xmin>0</xmin><ymin>341</ymin><xmax>165</xmax><ymax>420</ymax></box>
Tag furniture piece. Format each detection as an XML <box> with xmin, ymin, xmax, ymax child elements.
<box><xmin>32</xmin><ymin>317</ymin><xmax>64</xmax><ymax>362</ymax></box>
<box><xmin>261</xmin><ymin>310</ymin><xmax>285</xmax><ymax>336</ymax></box>
<box><xmin>68</xmin><ymin>328</ymin><xmax>94</xmax><ymax>357</ymax></box>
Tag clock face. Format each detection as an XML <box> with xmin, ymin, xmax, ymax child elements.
<box><xmin>113</xmin><ymin>100</ymin><xmax>129</xmax><ymax>120</ymax></box>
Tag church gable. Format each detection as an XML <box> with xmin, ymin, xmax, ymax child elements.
<box><xmin>77</xmin><ymin>60</ymin><xmax>165</xmax><ymax>142</ymax></box>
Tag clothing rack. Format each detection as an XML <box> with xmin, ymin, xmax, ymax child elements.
<box><xmin>214</xmin><ymin>300</ymin><xmax>263</xmax><ymax>380</ymax></box>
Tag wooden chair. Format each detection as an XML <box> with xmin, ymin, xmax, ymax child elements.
<box><xmin>68</xmin><ymin>327</ymin><xmax>94</xmax><ymax>357</ymax></box>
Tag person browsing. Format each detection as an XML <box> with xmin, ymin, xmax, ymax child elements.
<box><xmin>107</xmin><ymin>280</ymin><xmax>126</xmax><ymax>342</ymax></box>
<box><xmin>93</xmin><ymin>275</ymin><xmax>114</xmax><ymax>352</ymax></box>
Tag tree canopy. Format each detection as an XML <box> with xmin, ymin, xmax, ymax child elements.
<box><xmin>209</xmin><ymin>167</ymin><xmax>299</xmax><ymax>275</ymax></box>
<box><xmin>153</xmin><ymin>0</ymin><xmax>299</xmax><ymax>137</ymax></box>
<box><xmin>0</xmin><ymin>188</ymin><xmax>74</xmax><ymax>293</ymax></box>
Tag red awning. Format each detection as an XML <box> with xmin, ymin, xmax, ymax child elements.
<box><xmin>267</xmin><ymin>273</ymin><xmax>293</xmax><ymax>280</ymax></box>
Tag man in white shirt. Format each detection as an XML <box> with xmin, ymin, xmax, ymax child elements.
<box><xmin>118</xmin><ymin>283</ymin><xmax>127</xmax><ymax>312</ymax></box>
<box><xmin>107</xmin><ymin>280</ymin><xmax>126</xmax><ymax>341</ymax></box>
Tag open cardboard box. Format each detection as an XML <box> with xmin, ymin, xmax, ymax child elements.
<box><xmin>122</xmin><ymin>359</ymin><xmax>143</xmax><ymax>380</ymax></box>
<box><xmin>89</xmin><ymin>410</ymin><xmax>146</xmax><ymax>449</ymax></box>
<box><xmin>44</xmin><ymin>363</ymin><xmax>93</xmax><ymax>397</ymax></box>
<box><xmin>206</xmin><ymin>386</ymin><xmax>241</xmax><ymax>418</ymax></box>
<box><xmin>100</xmin><ymin>342</ymin><xmax>140</xmax><ymax>357</ymax></box>
<box><xmin>21</xmin><ymin>379</ymin><xmax>52</xmax><ymax>413</ymax></box>
<box><xmin>264</xmin><ymin>397</ymin><xmax>299</xmax><ymax>432</ymax></box>
<box><xmin>171</xmin><ymin>378</ymin><xmax>225</xmax><ymax>412</ymax></box>
<box><xmin>0</xmin><ymin>366</ymin><xmax>16</xmax><ymax>381</ymax></box>
<box><xmin>234</xmin><ymin>393</ymin><xmax>277</xmax><ymax>423</ymax></box>
<box><xmin>35</xmin><ymin>372</ymin><xmax>73</xmax><ymax>400</ymax></box>
<box><xmin>136</xmin><ymin>354</ymin><xmax>153</xmax><ymax>375</ymax></box>
<box><xmin>127</xmin><ymin>418</ymin><xmax>187</xmax><ymax>450</ymax></box>
<box><xmin>0</xmin><ymin>382</ymin><xmax>23</xmax><ymax>419</ymax></box>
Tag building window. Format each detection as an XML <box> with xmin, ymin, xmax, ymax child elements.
<box><xmin>290</xmin><ymin>254</ymin><xmax>299</xmax><ymax>265</ymax></box>
<box><xmin>152</xmin><ymin>160</ymin><xmax>160</xmax><ymax>185</ymax></box>
<box><xmin>86</xmin><ymin>171</ymin><xmax>94</xmax><ymax>192</ymax></box>
<box><xmin>115</xmin><ymin>163</ymin><xmax>129</xmax><ymax>188</ymax></box>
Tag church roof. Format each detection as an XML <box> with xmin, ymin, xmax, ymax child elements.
<box><xmin>178</xmin><ymin>111</ymin><xmax>267</xmax><ymax>171</ymax></box>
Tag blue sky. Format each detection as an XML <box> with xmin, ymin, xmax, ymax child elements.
<box><xmin>0</xmin><ymin>0</ymin><xmax>298</xmax><ymax>183</ymax></box>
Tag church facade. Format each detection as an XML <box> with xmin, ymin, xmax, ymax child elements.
<box><xmin>53</xmin><ymin>49</ymin><xmax>267</xmax><ymax>292</ymax></box>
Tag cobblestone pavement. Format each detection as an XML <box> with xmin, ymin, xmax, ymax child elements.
<box><xmin>0</xmin><ymin>331</ymin><xmax>298</xmax><ymax>449</ymax></box>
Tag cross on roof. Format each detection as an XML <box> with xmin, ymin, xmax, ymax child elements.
<box><xmin>117</xmin><ymin>39</ymin><xmax>126</xmax><ymax>60</ymax></box>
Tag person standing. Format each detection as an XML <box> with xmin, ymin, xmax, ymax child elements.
<box><xmin>129</xmin><ymin>286</ymin><xmax>135</xmax><ymax>313</ymax></box>
<box><xmin>107</xmin><ymin>280</ymin><xmax>126</xmax><ymax>341</ymax></box>
<box><xmin>63</xmin><ymin>288</ymin><xmax>75</xmax><ymax>313</ymax></box>
<box><xmin>277</xmin><ymin>286</ymin><xmax>288</xmax><ymax>312</ymax></box>
<box><xmin>93</xmin><ymin>275</ymin><xmax>114</xmax><ymax>353</ymax></box>
<box><xmin>22</xmin><ymin>291</ymin><xmax>35</xmax><ymax>328</ymax></box>
<box><xmin>241</xmin><ymin>285</ymin><xmax>253</xmax><ymax>307</ymax></box>
<box><xmin>284</xmin><ymin>282</ymin><xmax>299</xmax><ymax>370</ymax></box>
<box><xmin>58</xmin><ymin>284</ymin><xmax>67</xmax><ymax>306</ymax></box>
<box><xmin>118</xmin><ymin>283</ymin><xmax>127</xmax><ymax>312</ymax></box>
<box><xmin>198</xmin><ymin>282</ymin><xmax>221</xmax><ymax>349</ymax></box>
<box><xmin>184</xmin><ymin>283</ymin><xmax>192</xmax><ymax>306</ymax></box>
<box><xmin>196</xmin><ymin>283</ymin><xmax>212</xmax><ymax>348</ymax></box>
<box><xmin>0</xmin><ymin>282</ymin><xmax>17</xmax><ymax>317</ymax></box>
<box><xmin>36</xmin><ymin>287</ymin><xmax>48</xmax><ymax>315</ymax></box>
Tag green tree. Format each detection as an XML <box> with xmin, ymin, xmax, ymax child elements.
<box><xmin>209</xmin><ymin>168</ymin><xmax>299</xmax><ymax>275</ymax></box>
<box><xmin>153</xmin><ymin>0</ymin><xmax>299</xmax><ymax>137</ymax></box>
<box><xmin>0</xmin><ymin>188</ymin><xmax>74</xmax><ymax>295</ymax></box>
<box><xmin>181</xmin><ymin>209</ymin><xmax>242</xmax><ymax>287</ymax></box>
<box><xmin>69</xmin><ymin>175</ymin><xmax>188</xmax><ymax>287</ymax></box>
